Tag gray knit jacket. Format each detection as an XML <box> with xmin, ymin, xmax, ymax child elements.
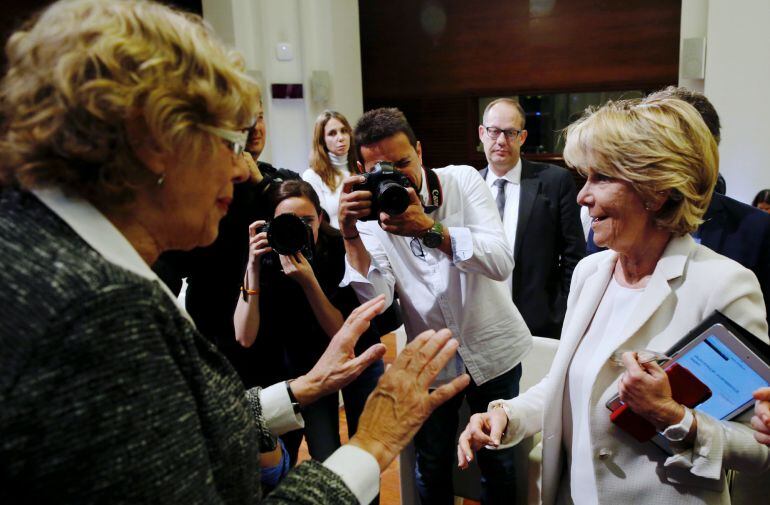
<box><xmin>0</xmin><ymin>189</ymin><xmax>358</xmax><ymax>504</ymax></box>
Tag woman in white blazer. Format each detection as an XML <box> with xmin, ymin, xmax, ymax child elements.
<box><xmin>302</xmin><ymin>110</ymin><xmax>357</xmax><ymax>228</ymax></box>
<box><xmin>458</xmin><ymin>96</ymin><xmax>770</xmax><ymax>504</ymax></box>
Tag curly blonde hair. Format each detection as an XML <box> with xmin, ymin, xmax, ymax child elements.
<box><xmin>0</xmin><ymin>0</ymin><xmax>260</xmax><ymax>206</ymax></box>
<box><xmin>563</xmin><ymin>97</ymin><xmax>718</xmax><ymax>236</ymax></box>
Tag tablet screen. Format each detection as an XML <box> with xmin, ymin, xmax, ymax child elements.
<box><xmin>675</xmin><ymin>334</ymin><xmax>769</xmax><ymax>419</ymax></box>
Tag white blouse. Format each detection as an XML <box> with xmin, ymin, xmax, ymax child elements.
<box><xmin>302</xmin><ymin>153</ymin><xmax>351</xmax><ymax>229</ymax></box>
<box><xmin>562</xmin><ymin>277</ymin><xmax>644</xmax><ymax>504</ymax></box>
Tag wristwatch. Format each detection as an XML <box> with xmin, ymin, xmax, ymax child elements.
<box><xmin>661</xmin><ymin>406</ymin><xmax>693</xmax><ymax>442</ymax></box>
<box><xmin>421</xmin><ymin>220</ymin><xmax>444</xmax><ymax>248</ymax></box>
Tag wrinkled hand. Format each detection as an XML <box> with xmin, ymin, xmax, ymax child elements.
<box><xmin>618</xmin><ymin>352</ymin><xmax>683</xmax><ymax>430</ymax></box>
<box><xmin>349</xmin><ymin>328</ymin><xmax>470</xmax><ymax>470</ymax></box>
<box><xmin>751</xmin><ymin>387</ymin><xmax>770</xmax><ymax>446</ymax></box>
<box><xmin>290</xmin><ymin>296</ymin><xmax>388</xmax><ymax>406</ymax></box>
<box><xmin>456</xmin><ymin>407</ymin><xmax>511</xmax><ymax>469</ymax></box>
<box><xmin>279</xmin><ymin>251</ymin><xmax>315</xmax><ymax>287</ymax></box>
<box><xmin>338</xmin><ymin>174</ymin><xmax>371</xmax><ymax>237</ymax></box>
<box><xmin>247</xmin><ymin>220</ymin><xmax>271</xmax><ymax>272</ymax></box>
<box><xmin>379</xmin><ymin>187</ymin><xmax>433</xmax><ymax>237</ymax></box>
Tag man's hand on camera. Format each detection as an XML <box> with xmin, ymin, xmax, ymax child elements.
<box><xmin>339</xmin><ymin>174</ymin><xmax>371</xmax><ymax>238</ymax></box>
<box><xmin>289</xmin><ymin>296</ymin><xmax>387</xmax><ymax>406</ymax></box>
<box><xmin>379</xmin><ymin>187</ymin><xmax>433</xmax><ymax>237</ymax></box>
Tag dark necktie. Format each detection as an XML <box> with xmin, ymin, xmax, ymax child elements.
<box><xmin>494</xmin><ymin>178</ymin><xmax>507</xmax><ymax>220</ymax></box>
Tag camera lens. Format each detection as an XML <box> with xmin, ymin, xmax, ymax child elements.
<box><xmin>268</xmin><ymin>213</ymin><xmax>309</xmax><ymax>255</ymax></box>
<box><xmin>377</xmin><ymin>181</ymin><xmax>410</xmax><ymax>215</ymax></box>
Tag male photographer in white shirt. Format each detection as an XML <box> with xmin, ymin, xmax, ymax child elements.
<box><xmin>339</xmin><ymin>107</ymin><xmax>532</xmax><ymax>505</ymax></box>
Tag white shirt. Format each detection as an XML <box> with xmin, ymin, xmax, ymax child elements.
<box><xmin>562</xmin><ymin>277</ymin><xmax>644</xmax><ymax>505</ymax></box>
<box><xmin>33</xmin><ymin>187</ymin><xmax>379</xmax><ymax>505</ymax></box>
<box><xmin>485</xmin><ymin>159</ymin><xmax>522</xmax><ymax>291</ymax></box>
<box><xmin>342</xmin><ymin>165</ymin><xmax>532</xmax><ymax>386</ymax></box>
<box><xmin>302</xmin><ymin>156</ymin><xmax>352</xmax><ymax>229</ymax></box>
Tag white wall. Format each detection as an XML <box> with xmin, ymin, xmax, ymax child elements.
<box><xmin>201</xmin><ymin>0</ymin><xmax>364</xmax><ymax>174</ymax></box>
<box><xmin>680</xmin><ymin>0</ymin><xmax>770</xmax><ymax>204</ymax></box>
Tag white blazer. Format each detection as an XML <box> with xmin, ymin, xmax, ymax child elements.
<box><xmin>500</xmin><ymin>234</ymin><xmax>770</xmax><ymax>505</ymax></box>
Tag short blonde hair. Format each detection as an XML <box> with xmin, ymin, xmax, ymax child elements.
<box><xmin>0</xmin><ymin>0</ymin><xmax>260</xmax><ymax>206</ymax></box>
<box><xmin>563</xmin><ymin>97</ymin><xmax>718</xmax><ymax>236</ymax></box>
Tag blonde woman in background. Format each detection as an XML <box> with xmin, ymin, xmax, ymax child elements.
<box><xmin>303</xmin><ymin>110</ymin><xmax>357</xmax><ymax>228</ymax></box>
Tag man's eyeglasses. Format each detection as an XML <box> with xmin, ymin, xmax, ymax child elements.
<box><xmin>199</xmin><ymin>124</ymin><xmax>250</xmax><ymax>156</ymax></box>
<box><xmin>482</xmin><ymin>126</ymin><xmax>522</xmax><ymax>141</ymax></box>
<box><xmin>409</xmin><ymin>236</ymin><xmax>426</xmax><ymax>260</ymax></box>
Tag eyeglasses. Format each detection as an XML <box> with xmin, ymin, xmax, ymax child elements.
<box><xmin>482</xmin><ymin>126</ymin><xmax>522</xmax><ymax>141</ymax></box>
<box><xmin>198</xmin><ymin>124</ymin><xmax>250</xmax><ymax>156</ymax></box>
<box><xmin>409</xmin><ymin>236</ymin><xmax>426</xmax><ymax>260</ymax></box>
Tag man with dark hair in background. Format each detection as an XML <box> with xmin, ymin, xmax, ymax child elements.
<box><xmin>339</xmin><ymin>107</ymin><xmax>532</xmax><ymax>504</ymax></box>
<box><xmin>478</xmin><ymin>98</ymin><xmax>585</xmax><ymax>339</ymax></box>
<box><xmin>586</xmin><ymin>86</ymin><xmax>770</xmax><ymax>325</ymax></box>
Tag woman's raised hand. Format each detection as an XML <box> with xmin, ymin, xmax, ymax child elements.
<box><xmin>348</xmin><ymin>328</ymin><xmax>470</xmax><ymax>471</ymax></box>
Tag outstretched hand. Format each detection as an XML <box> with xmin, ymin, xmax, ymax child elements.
<box><xmin>289</xmin><ymin>296</ymin><xmax>388</xmax><ymax>406</ymax></box>
<box><xmin>349</xmin><ymin>328</ymin><xmax>470</xmax><ymax>470</ymax></box>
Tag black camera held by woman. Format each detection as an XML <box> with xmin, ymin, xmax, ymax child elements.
<box><xmin>260</xmin><ymin>213</ymin><xmax>315</xmax><ymax>262</ymax></box>
<box><xmin>353</xmin><ymin>161</ymin><xmax>412</xmax><ymax>221</ymax></box>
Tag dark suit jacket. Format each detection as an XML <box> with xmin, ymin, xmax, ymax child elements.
<box><xmin>587</xmin><ymin>192</ymin><xmax>770</xmax><ymax>324</ymax></box>
<box><xmin>480</xmin><ymin>159</ymin><xmax>586</xmax><ymax>338</ymax></box>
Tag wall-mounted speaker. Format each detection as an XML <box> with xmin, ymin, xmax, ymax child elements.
<box><xmin>681</xmin><ymin>37</ymin><xmax>706</xmax><ymax>79</ymax></box>
<box><xmin>310</xmin><ymin>70</ymin><xmax>331</xmax><ymax>104</ymax></box>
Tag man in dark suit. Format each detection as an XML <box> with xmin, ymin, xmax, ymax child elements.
<box><xmin>587</xmin><ymin>86</ymin><xmax>770</xmax><ymax>324</ymax></box>
<box><xmin>478</xmin><ymin>98</ymin><xmax>585</xmax><ymax>338</ymax></box>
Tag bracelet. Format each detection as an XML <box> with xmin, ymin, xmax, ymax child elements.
<box><xmin>240</xmin><ymin>285</ymin><xmax>259</xmax><ymax>301</ymax></box>
<box><xmin>343</xmin><ymin>232</ymin><xmax>360</xmax><ymax>241</ymax></box>
<box><xmin>285</xmin><ymin>380</ymin><xmax>301</xmax><ymax>415</ymax></box>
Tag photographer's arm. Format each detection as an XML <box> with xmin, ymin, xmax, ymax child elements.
<box><xmin>233</xmin><ymin>222</ymin><xmax>271</xmax><ymax>348</ymax></box>
<box><xmin>339</xmin><ymin>175</ymin><xmax>373</xmax><ymax>277</ymax></box>
<box><xmin>280</xmin><ymin>252</ymin><xmax>344</xmax><ymax>337</ymax></box>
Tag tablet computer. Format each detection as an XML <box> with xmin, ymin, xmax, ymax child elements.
<box><xmin>663</xmin><ymin>322</ymin><xmax>770</xmax><ymax>421</ymax></box>
<box><xmin>605</xmin><ymin>311</ymin><xmax>770</xmax><ymax>453</ymax></box>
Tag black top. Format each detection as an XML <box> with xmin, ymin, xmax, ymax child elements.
<box><xmin>154</xmin><ymin>162</ymin><xmax>400</xmax><ymax>388</ymax></box>
<box><xmin>256</xmin><ymin>228</ymin><xmax>377</xmax><ymax>383</ymax></box>
<box><xmin>154</xmin><ymin>162</ymin><xmax>301</xmax><ymax>384</ymax></box>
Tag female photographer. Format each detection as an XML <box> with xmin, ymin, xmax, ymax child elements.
<box><xmin>302</xmin><ymin>110</ymin><xmax>357</xmax><ymax>228</ymax></box>
<box><xmin>234</xmin><ymin>180</ymin><xmax>385</xmax><ymax>466</ymax></box>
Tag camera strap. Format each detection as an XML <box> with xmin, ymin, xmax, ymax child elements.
<box><xmin>421</xmin><ymin>166</ymin><xmax>443</xmax><ymax>214</ymax></box>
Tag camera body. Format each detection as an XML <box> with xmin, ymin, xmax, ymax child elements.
<box><xmin>353</xmin><ymin>161</ymin><xmax>412</xmax><ymax>221</ymax></box>
<box><xmin>259</xmin><ymin>213</ymin><xmax>314</xmax><ymax>263</ymax></box>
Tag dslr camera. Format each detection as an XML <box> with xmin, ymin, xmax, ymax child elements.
<box><xmin>259</xmin><ymin>213</ymin><xmax>314</xmax><ymax>263</ymax></box>
<box><xmin>353</xmin><ymin>161</ymin><xmax>412</xmax><ymax>221</ymax></box>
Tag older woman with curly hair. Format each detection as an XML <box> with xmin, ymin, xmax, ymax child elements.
<box><xmin>0</xmin><ymin>1</ymin><xmax>469</xmax><ymax>503</ymax></box>
<box><xmin>459</xmin><ymin>96</ymin><xmax>770</xmax><ymax>504</ymax></box>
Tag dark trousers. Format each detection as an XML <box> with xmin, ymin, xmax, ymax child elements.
<box><xmin>414</xmin><ymin>364</ymin><xmax>522</xmax><ymax>505</ymax></box>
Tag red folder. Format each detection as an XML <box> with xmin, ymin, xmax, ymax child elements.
<box><xmin>610</xmin><ymin>363</ymin><xmax>712</xmax><ymax>442</ymax></box>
